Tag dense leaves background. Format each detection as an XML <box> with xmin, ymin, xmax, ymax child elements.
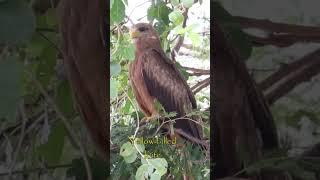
<box><xmin>0</xmin><ymin>0</ymin><xmax>104</xmax><ymax>179</ymax></box>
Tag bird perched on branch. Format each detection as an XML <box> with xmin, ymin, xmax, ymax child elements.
<box><xmin>128</xmin><ymin>23</ymin><xmax>203</xmax><ymax>144</ymax></box>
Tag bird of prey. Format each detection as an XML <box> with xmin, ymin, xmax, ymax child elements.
<box><xmin>128</xmin><ymin>23</ymin><xmax>203</xmax><ymax>142</ymax></box>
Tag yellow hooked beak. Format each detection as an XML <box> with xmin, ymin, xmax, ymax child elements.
<box><xmin>130</xmin><ymin>29</ymin><xmax>140</xmax><ymax>39</ymax></box>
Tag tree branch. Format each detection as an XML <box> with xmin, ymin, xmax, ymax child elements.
<box><xmin>235</xmin><ymin>16</ymin><xmax>320</xmax><ymax>35</ymax></box>
<box><xmin>258</xmin><ymin>49</ymin><xmax>320</xmax><ymax>104</ymax></box>
<box><xmin>247</xmin><ymin>33</ymin><xmax>320</xmax><ymax>47</ymax></box>
<box><xmin>26</xmin><ymin>71</ymin><xmax>93</xmax><ymax>180</ymax></box>
<box><xmin>192</xmin><ymin>77</ymin><xmax>210</xmax><ymax>94</ymax></box>
<box><xmin>171</xmin><ymin>7</ymin><xmax>189</xmax><ymax>61</ymax></box>
<box><xmin>234</xmin><ymin>16</ymin><xmax>320</xmax><ymax>47</ymax></box>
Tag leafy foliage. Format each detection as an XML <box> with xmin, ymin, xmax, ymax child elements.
<box><xmin>110</xmin><ymin>1</ymin><xmax>210</xmax><ymax>179</ymax></box>
<box><xmin>0</xmin><ymin>0</ymin><xmax>106</xmax><ymax>179</ymax></box>
<box><xmin>0</xmin><ymin>0</ymin><xmax>209</xmax><ymax>179</ymax></box>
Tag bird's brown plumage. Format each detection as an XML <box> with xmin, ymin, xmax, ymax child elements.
<box><xmin>129</xmin><ymin>23</ymin><xmax>202</xmax><ymax>141</ymax></box>
<box><xmin>58</xmin><ymin>0</ymin><xmax>107</xmax><ymax>158</ymax></box>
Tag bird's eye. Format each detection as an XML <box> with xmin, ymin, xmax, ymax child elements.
<box><xmin>138</xmin><ymin>27</ymin><xmax>148</xmax><ymax>32</ymax></box>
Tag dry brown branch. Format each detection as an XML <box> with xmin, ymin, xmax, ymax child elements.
<box><xmin>235</xmin><ymin>16</ymin><xmax>320</xmax><ymax>35</ymax></box>
<box><xmin>258</xmin><ymin>49</ymin><xmax>320</xmax><ymax>104</ymax></box>
<box><xmin>183</xmin><ymin>66</ymin><xmax>210</xmax><ymax>73</ymax></box>
<box><xmin>171</xmin><ymin>7</ymin><xmax>189</xmax><ymax>61</ymax></box>
<box><xmin>234</xmin><ymin>16</ymin><xmax>320</xmax><ymax>47</ymax></box>
<box><xmin>191</xmin><ymin>77</ymin><xmax>210</xmax><ymax>94</ymax></box>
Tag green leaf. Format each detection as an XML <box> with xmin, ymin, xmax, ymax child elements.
<box><xmin>45</xmin><ymin>8</ymin><xmax>58</xmax><ymax>27</ymax></box>
<box><xmin>147</xmin><ymin>1</ymin><xmax>171</xmax><ymax>25</ymax></box>
<box><xmin>187</xmin><ymin>31</ymin><xmax>201</xmax><ymax>47</ymax></box>
<box><xmin>171</xmin><ymin>0</ymin><xmax>180</xmax><ymax>6</ymax></box>
<box><xmin>0</xmin><ymin>0</ymin><xmax>35</xmax><ymax>44</ymax></box>
<box><xmin>134</xmin><ymin>140</ymin><xmax>145</xmax><ymax>153</ymax></box>
<box><xmin>25</xmin><ymin>34</ymin><xmax>46</xmax><ymax>58</ymax></box>
<box><xmin>55</xmin><ymin>80</ymin><xmax>75</xmax><ymax>118</ymax></box>
<box><xmin>110</xmin><ymin>0</ymin><xmax>125</xmax><ymax>24</ymax></box>
<box><xmin>122</xmin><ymin>42</ymin><xmax>135</xmax><ymax>61</ymax></box>
<box><xmin>110</xmin><ymin>79</ymin><xmax>118</xmax><ymax>101</ymax></box>
<box><xmin>120</xmin><ymin>142</ymin><xmax>135</xmax><ymax>157</ymax></box>
<box><xmin>169</xmin><ymin>10</ymin><xmax>184</xmax><ymax>25</ymax></box>
<box><xmin>113</xmin><ymin>36</ymin><xmax>135</xmax><ymax>62</ymax></box>
<box><xmin>135</xmin><ymin>164</ymin><xmax>150</xmax><ymax>180</ymax></box>
<box><xmin>110</xmin><ymin>0</ymin><xmax>114</xmax><ymax>7</ymax></box>
<box><xmin>110</xmin><ymin>63</ymin><xmax>121</xmax><ymax>76</ymax></box>
<box><xmin>36</xmin><ymin>46</ymin><xmax>57</xmax><ymax>87</ymax></box>
<box><xmin>123</xmin><ymin>151</ymin><xmax>137</xmax><ymax>163</ymax></box>
<box><xmin>150</xmin><ymin>172</ymin><xmax>161</xmax><ymax>180</ymax></box>
<box><xmin>175</xmin><ymin>61</ymin><xmax>189</xmax><ymax>80</ymax></box>
<box><xmin>154</xmin><ymin>22</ymin><xmax>168</xmax><ymax>36</ymax></box>
<box><xmin>181</xmin><ymin>0</ymin><xmax>194</xmax><ymax>8</ymax></box>
<box><xmin>121</xmin><ymin>100</ymin><xmax>132</xmax><ymax>114</ymax></box>
<box><xmin>172</xmin><ymin>25</ymin><xmax>186</xmax><ymax>35</ymax></box>
<box><xmin>37</xmin><ymin>121</ymin><xmax>66</xmax><ymax>165</ymax></box>
<box><xmin>0</xmin><ymin>55</ymin><xmax>22</xmax><ymax>120</ymax></box>
<box><xmin>148</xmin><ymin>158</ymin><xmax>168</xmax><ymax>176</ymax></box>
<box><xmin>154</xmin><ymin>100</ymin><xmax>164</xmax><ymax>112</ymax></box>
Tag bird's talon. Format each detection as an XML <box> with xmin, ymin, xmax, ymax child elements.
<box><xmin>141</xmin><ymin>113</ymin><xmax>160</xmax><ymax>122</ymax></box>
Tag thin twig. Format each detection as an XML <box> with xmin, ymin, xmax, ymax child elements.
<box><xmin>128</xmin><ymin>0</ymin><xmax>151</xmax><ymax>21</ymax></box>
<box><xmin>182</xmin><ymin>66</ymin><xmax>210</xmax><ymax>73</ymax></box>
<box><xmin>8</xmin><ymin>102</ymin><xmax>27</xmax><ymax>178</ymax></box>
<box><xmin>155</xmin><ymin>116</ymin><xmax>209</xmax><ymax>136</ymax></box>
<box><xmin>37</xmin><ymin>31</ymin><xmax>62</xmax><ymax>54</ymax></box>
<box><xmin>171</xmin><ymin>7</ymin><xmax>189</xmax><ymax>61</ymax></box>
<box><xmin>25</xmin><ymin>71</ymin><xmax>92</xmax><ymax>180</ymax></box>
<box><xmin>193</xmin><ymin>78</ymin><xmax>210</xmax><ymax>94</ymax></box>
<box><xmin>119</xmin><ymin>86</ymin><xmax>140</xmax><ymax>139</ymax></box>
<box><xmin>191</xmin><ymin>77</ymin><xmax>210</xmax><ymax>91</ymax></box>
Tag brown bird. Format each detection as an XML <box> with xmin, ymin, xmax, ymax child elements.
<box><xmin>128</xmin><ymin>23</ymin><xmax>203</xmax><ymax>142</ymax></box>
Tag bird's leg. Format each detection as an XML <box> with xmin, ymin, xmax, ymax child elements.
<box><xmin>141</xmin><ymin>99</ymin><xmax>160</xmax><ymax>122</ymax></box>
<box><xmin>141</xmin><ymin>111</ymin><xmax>160</xmax><ymax>122</ymax></box>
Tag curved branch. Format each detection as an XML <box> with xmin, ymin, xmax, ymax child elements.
<box><xmin>247</xmin><ymin>33</ymin><xmax>320</xmax><ymax>47</ymax></box>
<box><xmin>259</xmin><ymin>49</ymin><xmax>320</xmax><ymax>104</ymax></box>
<box><xmin>191</xmin><ymin>77</ymin><xmax>210</xmax><ymax>94</ymax></box>
<box><xmin>235</xmin><ymin>16</ymin><xmax>320</xmax><ymax>35</ymax></box>
<box><xmin>235</xmin><ymin>16</ymin><xmax>320</xmax><ymax>47</ymax></box>
<box><xmin>171</xmin><ymin>7</ymin><xmax>189</xmax><ymax>61</ymax></box>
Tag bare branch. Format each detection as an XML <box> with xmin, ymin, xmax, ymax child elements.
<box><xmin>183</xmin><ymin>66</ymin><xmax>210</xmax><ymax>77</ymax></box>
<box><xmin>26</xmin><ymin>71</ymin><xmax>93</xmax><ymax>180</ymax></box>
<box><xmin>234</xmin><ymin>16</ymin><xmax>320</xmax><ymax>47</ymax></box>
<box><xmin>258</xmin><ymin>49</ymin><xmax>320</xmax><ymax>104</ymax></box>
<box><xmin>235</xmin><ymin>16</ymin><xmax>320</xmax><ymax>35</ymax></box>
<box><xmin>247</xmin><ymin>33</ymin><xmax>320</xmax><ymax>47</ymax></box>
<box><xmin>191</xmin><ymin>77</ymin><xmax>210</xmax><ymax>94</ymax></box>
<box><xmin>171</xmin><ymin>7</ymin><xmax>189</xmax><ymax>61</ymax></box>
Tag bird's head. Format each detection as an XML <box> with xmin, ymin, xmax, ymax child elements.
<box><xmin>130</xmin><ymin>23</ymin><xmax>161</xmax><ymax>51</ymax></box>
